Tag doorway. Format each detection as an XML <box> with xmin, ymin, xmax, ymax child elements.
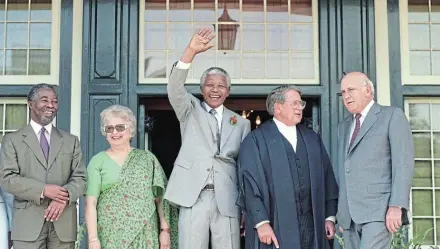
<box><xmin>139</xmin><ymin>96</ymin><xmax>320</xmax><ymax>178</ymax></box>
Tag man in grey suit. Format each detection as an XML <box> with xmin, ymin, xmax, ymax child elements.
<box><xmin>164</xmin><ymin>28</ymin><xmax>251</xmax><ymax>249</ymax></box>
<box><xmin>337</xmin><ymin>72</ymin><xmax>414</xmax><ymax>249</ymax></box>
<box><xmin>0</xmin><ymin>83</ymin><xmax>87</xmax><ymax>249</ymax></box>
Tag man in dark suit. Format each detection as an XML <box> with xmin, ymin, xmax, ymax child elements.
<box><xmin>0</xmin><ymin>83</ymin><xmax>87</xmax><ymax>249</ymax></box>
<box><xmin>238</xmin><ymin>85</ymin><xmax>338</xmax><ymax>249</ymax></box>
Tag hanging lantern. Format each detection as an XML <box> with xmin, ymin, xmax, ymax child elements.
<box><xmin>215</xmin><ymin>1</ymin><xmax>239</xmax><ymax>50</ymax></box>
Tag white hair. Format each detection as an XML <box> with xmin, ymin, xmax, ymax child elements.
<box><xmin>100</xmin><ymin>104</ymin><xmax>136</xmax><ymax>136</ymax></box>
<box><xmin>199</xmin><ymin>67</ymin><xmax>231</xmax><ymax>89</ymax></box>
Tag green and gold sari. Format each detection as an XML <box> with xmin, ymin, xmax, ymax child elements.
<box><xmin>77</xmin><ymin>149</ymin><xmax>178</xmax><ymax>249</ymax></box>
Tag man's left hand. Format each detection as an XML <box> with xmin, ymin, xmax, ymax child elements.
<box><xmin>44</xmin><ymin>200</ymin><xmax>67</xmax><ymax>222</ymax></box>
<box><xmin>386</xmin><ymin>206</ymin><xmax>402</xmax><ymax>233</ymax></box>
<box><xmin>325</xmin><ymin>220</ymin><xmax>336</xmax><ymax>240</ymax></box>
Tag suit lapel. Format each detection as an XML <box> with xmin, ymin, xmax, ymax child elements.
<box><xmin>220</xmin><ymin>108</ymin><xmax>236</xmax><ymax>149</ymax></box>
<box><xmin>343</xmin><ymin>117</ymin><xmax>352</xmax><ymax>155</ymax></box>
<box><xmin>192</xmin><ymin>101</ymin><xmax>215</xmax><ymax>151</ymax></box>
<box><xmin>348</xmin><ymin>103</ymin><xmax>380</xmax><ymax>154</ymax></box>
<box><xmin>48</xmin><ymin>127</ymin><xmax>64</xmax><ymax>168</ymax></box>
<box><xmin>22</xmin><ymin>125</ymin><xmax>47</xmax><ymax>168</ymax></box>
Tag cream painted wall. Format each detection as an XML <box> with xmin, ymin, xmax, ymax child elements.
<box><xmin>71</xmin><ymin>0</ymin><xmax>83</xmax><ymax>138</ymax></box>
<box><xmin>374</xmin><ymin>0</ymin><xmax>391</xmax><ymax>106</ymax></box>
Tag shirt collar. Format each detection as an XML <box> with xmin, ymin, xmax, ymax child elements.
<box><xmin>30</xmin><ymin>119</ymin><xmax>52</xmax><ymax>136</ymax></box>
<box><xmin>273</xmin><ymin>117</ymin><xmax>296</xmax><ymax>130</ymax></box>
<box><xmin>203</xmin><ymin>102</ymin><xmax>224</xmax><ymax>116</ymax></box>
<box><xmin>355</xmin><ymin>99</ymin><xmax>375</xmax><ymax>119</ymax></box>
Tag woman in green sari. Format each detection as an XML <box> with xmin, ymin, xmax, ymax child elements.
<box><xmin>84</xmin><ymin>105</ymin><xmax>178</xmax><ymax>249</ymax></box>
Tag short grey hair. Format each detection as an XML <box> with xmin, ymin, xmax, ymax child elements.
<box><xmin>200</xmin><ymin>67</ymin><xmax>231</xmax><ymax>89</ymax></box>
<box><xmin>28</xmin><ymin>83</ymin><xmax>57</xmax><ymax>102</ymax></box>
<box><xmin>361</xmin><ymin>76</ymin><xmax>375</xmax><ymax>95</ymax></box>
<box><xmin>100</xmin><ymin>105</ymin><xmax>136</xmax><ymax>136</ymax></box>
<box><xmin>266</xmin><ymin>85</ymin><xmax>302</xmax><ymax>115</ymax></box>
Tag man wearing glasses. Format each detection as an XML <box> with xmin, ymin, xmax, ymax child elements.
<box><xmin>237</xmin><ymin>85</ymin><xmax>338</xmax><ymax>249</ymax></box>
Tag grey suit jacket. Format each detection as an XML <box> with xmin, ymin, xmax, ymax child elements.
<box><xmin>164</xmin><ymin>65</ymin><xmax>251</xmax><ymax>219</ymax></box>
<box><xmin>336</xmin><ymin>103</ymin><xmax>414</xmax><ymax>229</ymax></box>
<box><xmin>0</xmin><ymin>125</ymin><xmax>87</xmax><ymax>242</ymax></box>
<box><xmin>0</xmin><ymin>143</ymin><xmax>13</xmax><ymax>231</ymax></box>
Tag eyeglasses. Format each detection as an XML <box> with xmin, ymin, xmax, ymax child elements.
<box><xmin>284</xmin><ymin>100</ymin><xmax>306</xmax><ymax>109</ymax></box>
<box><xmin>104</xmin><ymin>124</ymin><xmax>129</xmax><ymax>133</ymax></box>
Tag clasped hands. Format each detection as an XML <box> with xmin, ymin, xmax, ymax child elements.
<box><xmin>43</xmin><ymin>184</ymin><xmax>69</xmax><ymax>222</ymax></box>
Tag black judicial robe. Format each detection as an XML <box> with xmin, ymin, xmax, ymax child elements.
<box><xmin>237</xmin><ymin>120</ymin><xmax>338</xmax><ymax>249</ymax></box>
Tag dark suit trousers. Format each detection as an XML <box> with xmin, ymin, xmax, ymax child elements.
<box><xmin>13</xmin><ymin>221</ymin><xmax>74</xmax><ymax>249</ymax></box>
<box><xmin>298</xmin><ymin>211</ymin><xmax>314</xmax><ymax>249</ymax></box>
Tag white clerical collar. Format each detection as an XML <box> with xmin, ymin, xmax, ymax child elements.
<box><xmin>273</xmin><ymin>117</ymin><xmax>296</xmax><ymax>130</ymax></box>
<box><xmin>355</xmin><ymin>99</ymin><xmax>375</xmax><ymax>119</ymax></box>
<box><xmin>30</xmin><ymin>119</ymin><xmax>52</xmax><ymax>136</ymax></box>
<box><xmin>203</xmin><ymin>102</ymin><xmax>224</xmax><ymax>115</ymax></box>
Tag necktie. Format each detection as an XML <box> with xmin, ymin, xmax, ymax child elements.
<box><xmin>209</xmin><ymin>109</ymin><xmax>221</xmax><ymax>153</ymax></box>
<box><xmin>40</xmin><ymin>127</ymin><xmax>50</xmax><ymax>160</ymax></box>
<box><xmin>349</xmin><ymin>113</ymin><xmax>362</xmax><ymax>149</ymax></box>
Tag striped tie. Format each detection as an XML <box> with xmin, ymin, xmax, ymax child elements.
<box><xmin>349</xmin><ymin>113</ymin><xmax>362</xmax><ymax>149</ymax></box>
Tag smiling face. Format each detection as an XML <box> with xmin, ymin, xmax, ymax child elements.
<box><xmin>340</xmin><ymin>72</ymin><xmax>373</xmax><ymax>114</ymax></box>
<box><xmin>104</xmin><ymin>117</ymin><xmax>132</xmax><ymax>148</ymax></box>
<box><xmin>273</xmin><ymin>90</ymin><xmax>304</xmax><ymax>126</ymax></box>
<box><xmin>201</xmin><ymin>74</ymin><xmax>230</xmax><ymax>109</ymax></box>
<box><xmin>28</xmin><ymin>88</ymin><xmax>58</xmax><ymax>126</ymax></box>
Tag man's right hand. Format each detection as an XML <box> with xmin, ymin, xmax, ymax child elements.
<box><xmin>180</xmin><ymin>28</ymin><xmax>215</xmax><ymax>63</ymax></box>
<box><xmin>256</xmin><ymin>223</ymin><xmax>279</xmax><ymax>248</ymax></box>
<box><xmin>43</xmin><ymin>184</ymin><xmax>69</xmax><ymax>204</ymax></box>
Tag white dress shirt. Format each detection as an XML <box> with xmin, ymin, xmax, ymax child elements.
<box><xmin>30</xmin><ymin>119</ymin><xmax>52</xmax><ymax>145</ymax></box>
<box><xmin>349</xmin><ymin>100</ymin><xmax>375</xmax><ymax>140</ymax></box>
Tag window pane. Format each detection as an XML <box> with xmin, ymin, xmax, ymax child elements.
<box><xmin>432</xmin><ymin>104</ymin><xmax>440</xmax><ymax>130</ymax></box>
<box><xmin>5</xmin><ymin>104</ymin><xmax>27</xmax><ymax>130</ymax></box>
<box><xmin>291</xmin><ymin>24</ymin><xmax>313</xmax><ymax>51</ymax></box>
<box><xmin>217</xmin><ymin>52</ymin><xmax>240</xmax><ymax>79</ymax></box>
<box><xmin>242</xmin><ymin>53</ymin><xmax>264</xmax><ymax>78</ymax></box>
<box><xmin>409</xmin><ymin>24</ymin><xmax>430</xmax><ymax>50</ymax></box>
<box><xmin>267</xmin><ymin>24</ymin><xmax>288</xmax><ymax>51</ymax></box>
<box><xmin>0</xmin><ymin>2</ymin><xmax>4</xmax><ymax>21</ymax></box>
<box><xmin>29</xmin><ymin>49</ymin><xmax>50</xmax><ymax>75</ymax></box>
<box><xmin>6</xmin><ymin>1</ymin><xmax>28</xmax><ymax>22</ymax></box>
<box><xmin>0</xmin><ymin>104</ymin><xmax>4</xmax><ymax>129</ymax></box>
<box><xmin>267</xmin><ymin>0</ymin><xmax>288</xmax><ymax>22</ymax></box>
<box><xmin>144</xmin><ymin>0</ymin><xmax>166</xmax><ymax>22</ymax></box>
<box><xmin>144</xmin><ymin>24</ymin><xmax>166</xmax><ymax>50</ymax></box>
<box><xmin>242</xmin><ymin>0</ymin><xmax>264</xmax><ymax>22</ymax></box>
<box><xmin>192</xmin><ymin>51</ymin><xmax>215</xmax><ymax>78</ymax></box>
<box><xmin>291</xmin><ymin>0</ymin><xmax>312</xmax><ymax>23</ymax></box>
<box><xmin>409</xmin><ymin>103</ymin><xmax>430</xmax><ymax>130</ymax></box>
<box><xmin>410</xmin><ymin>51</ymin><xmax>431</xmax><ymax>75</ymax></box>
<box><xmin>435</xmin><ymin>160</ymin><xmax>440</xmax><ymax>187</ymax></box>
<box><xmin>0</xmin><ymin>24</ymin><xmax>4</xmax><ymax>48</ymax></box>
<box><xmin>412</xmin><ymin>190</ymin><xmax>433</xmax><ymax>216</ymax></box>
<box><xmin>432</xmin><ymin>0</ymin><xmax>440</xmax><ymax>23</ymax></box>
<box><xmin>434</xmin><ymin>132</ymin><xmax>440</xmax><ymax>158</ymax></box>
<box><xmin>242</xmin><ymin>24</ymin><xmax>264</xmax><ymax>51</ymax></box>
<box><xmin>413</xmin><ymin>160</ymin><xmax>432</xmax><ymax>187</ymax></box>
<box><xmin>433</xmin><ymin>51</ymin><xmax>440</xmax><ymax>76</ymax></box>
<box><xmin>169</xmin><ymin>0</ymin><xmax>191</xmax><ymax>22</ymax></box>
<box><xmin>408</xmin><ymin>0</ymin><xmax>429</xmax><ymax>22</ymax></box>
<box><xmin>412</xmin><ymin>219</ymin><xmax>434</xmax><ymax>244</ymax></box>
<box><xmin>431</xmin><ymin>24</ymin><xmax>440</xmax><ymax>50</ymax></box>
<box><xmin>291</xmin><ymin>52</ymin><xmax>314</xmax><ymax>79</ymax></box>
<box><xmin>267</xmin><ymin>53</ymin><xmax>288</xmax><ymax>79</ymax></box>
<box><xmin>194</xmin><ymin>0</ymin><xmax>215</xmax><ymax>22</ymax></box>
<box><xmin>30</xmin><ymin>1</ymin><xmax>51</xmax><ymax>21</ymax></box>
<box><xmin>413</xmin><ymin>132</ymin><xmax>431</xmax><ymax>158</ymax></box>
<box><xmin>6</xmin><ymin>23</ymin><xmax>27</xmax><ymax>48</ymax></box>
<box><xmin>217</xmin><ymin>0</ymin><xmax>239</xmax><ymax>21</ymax></box>
<box><xmin>0</xmin><ymin>50</ymin><xmax>4</xmax><ymax>75</ymax></box>
<box><xmin>169</xmin><ymin>23</ymin><xmax>192</xmax><ymax>50</ymax></box>
<box><xmin>167</xmin><ymin>50</ymin><xmax>191</xmax><ymax>77</ymax></box>
<box><xmin>5</xmin><ymin>49</ymin><xmax>26</xmax><ymax>75</ymax></box>
<box><xmin>30</xmin><ymin>23</ymin><xmax>51</xmax><ymax>48</ymax></box>
<box><xmin>144</xmin><ymin>51</ymin><xmax>166</xmax><ymax>78</ymax></box>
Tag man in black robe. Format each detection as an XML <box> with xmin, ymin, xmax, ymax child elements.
<box><xmin>237</xmin><ymin>85</ymin><xmax>339</xmax><ymax>249</ymax></box>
